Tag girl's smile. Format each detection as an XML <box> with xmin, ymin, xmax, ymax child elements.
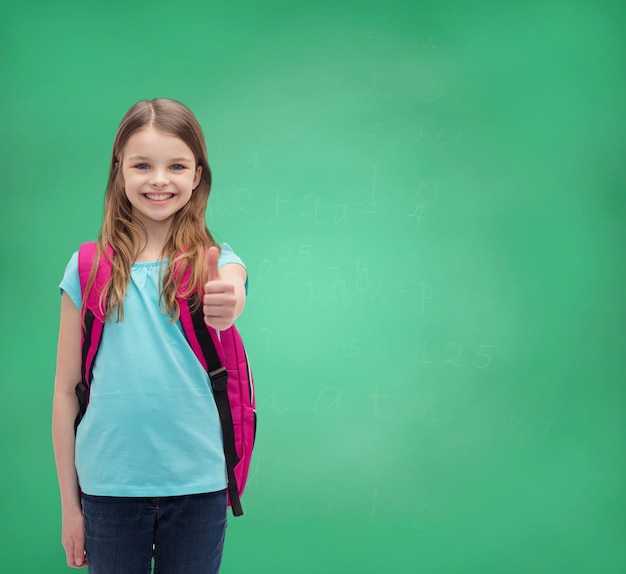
<box><xmin>144</xmin><ymin>193</ymin><xmax>174</xmax><ymax>201</ymax></box>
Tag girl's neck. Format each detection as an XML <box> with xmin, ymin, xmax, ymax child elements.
<box><xmin>134</xmin><ymin>222</ymin><xmax>171</xmax><ymax>263</ymax></box>
<box><xmin>134</xmin><ymin>245</ymin><xmax>165</xmax><ymax>263</ymax></box>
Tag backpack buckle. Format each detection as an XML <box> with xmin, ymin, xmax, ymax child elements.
<box><xmin>209</xmin><ymin>366</ymin><xmax>228</xmax><ymax>391</ymax></box>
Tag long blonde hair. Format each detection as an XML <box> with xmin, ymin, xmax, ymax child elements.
<box><xmin>85</xmin><ymin>98</ymin><xmax>217</xmax><ymax>322</ymax></box>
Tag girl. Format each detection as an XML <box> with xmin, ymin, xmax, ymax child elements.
<box><xmin>52</xmin><ymin>98</ymin><xmax>247</xmax><ymax>573</ymax></box>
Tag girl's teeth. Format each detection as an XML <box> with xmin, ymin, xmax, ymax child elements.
<box><xmin>146</xmin><ymin>194</ymin><xmax>173</xmax><ymax>201</ymax></box>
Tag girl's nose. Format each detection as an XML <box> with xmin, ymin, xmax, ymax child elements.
<box><xmin>150</xmin><ymin>169</ymin><xmax>170</xmax><ymax>187</ymax></box>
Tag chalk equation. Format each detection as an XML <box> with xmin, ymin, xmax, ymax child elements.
<box><xmin>417</xmin><ymin>342</ymin><xmax>497</xmax><ymax>369</ymax></box>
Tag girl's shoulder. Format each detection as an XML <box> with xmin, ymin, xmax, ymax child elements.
<box><xmin>59</xmin><ymin>250</ymin><xmax>81</xmax><ymax>308</ymax></box>
<box><xmin>218</xmin><ymin>243</ymin><xmax>246</xmax><ymax>268</ymax></box>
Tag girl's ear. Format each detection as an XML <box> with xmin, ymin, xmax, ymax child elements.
<box><xmin>193</xmin><ymin>165</ymin><xmax>202</xmax><ymax>190</ymax></box>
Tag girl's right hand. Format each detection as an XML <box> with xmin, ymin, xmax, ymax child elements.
<box><xmin>61</xmin><ymin>507</ymin><xmax>87</xmax><ymax>568</ymax></box>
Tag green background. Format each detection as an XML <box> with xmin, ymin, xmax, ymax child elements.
<box><xmin>1</xmin><ymin>0</ymin><xmax>625</xmax><ymax>572</ymax></box>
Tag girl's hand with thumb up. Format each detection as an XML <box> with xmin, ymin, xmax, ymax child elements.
<box><xmin>203</xmin><ymin>246</ymin><xmax>247</xmax><ymax>330</ymax></box>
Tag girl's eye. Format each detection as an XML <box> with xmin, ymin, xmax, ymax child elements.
<box><xmin>171</xmin><ymin>164</ymin><xmax>184</xmax><ymax>171</ymax></box>
<box><xmin>135</xmin><ymin>163</ymin><xmax>149</xmax><ymax>170</ymax></box>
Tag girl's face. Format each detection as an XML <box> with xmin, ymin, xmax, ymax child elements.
<box><xmin>121</xmin><ymin>126</ymin><xmax>202</xmax><ymax>232</ymax></box>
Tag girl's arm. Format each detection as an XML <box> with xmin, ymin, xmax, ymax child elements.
<box><xmin>51</xmin><ymin>292</ymin><xmax>87</xmax><ymax>568</ymax></box>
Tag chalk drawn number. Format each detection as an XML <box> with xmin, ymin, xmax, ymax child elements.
<box><xmin>473</xmin><ymin>345</ymin><xmax>496</xmax><ymax>369</ymax></box>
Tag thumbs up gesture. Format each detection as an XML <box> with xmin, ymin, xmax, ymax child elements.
<box><xmin>203</xmin><ymin>246</ymin><xmax>239</xmax><ymax>330</ymax></box>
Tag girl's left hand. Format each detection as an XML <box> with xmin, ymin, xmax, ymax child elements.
<box><xmin>203</xmin><ymin>247</ymin><xmax>239</xmax><ymax>330</ymax></box>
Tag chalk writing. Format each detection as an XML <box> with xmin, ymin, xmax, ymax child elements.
<box><xmin>411</xmin><ymin>128</ymin><xmax>467</xmax><ymax>147</ymax></box>
<box><xmin>272</xmin><ymin>188</ymin><xmax>287</xmax><ymax>222</ymax></box>
<box><xmin>313</xmin><ymin>387</ymin><xmax>343</xmax><ymax>416</ymax></box>
<box><xmin>246</xmin><ymin>459</ymin><xmax>259</xmax><ymax>484</ymax></box>
<box><xmin>295</xmin><ymin>193</ymin><xmax>321</xmax><ymax>224</ymax></box>
<box><xmin>258</xmin><ymin>390</ymin><xmax>290</xmax><ymax>414</ymax></box>
<box><xmin>369</xmin><ymin>384</ymin><xmax>396</xmax><ymax>419</ymax></box>
<box><xmin>342</xmin><ymin>333</ymin><xmax>361</xmax><ymax>357</ymax></box>
<box><xmin>334</xmin><ymin>203</ymin><xmax>348</xmax><ymax>225</ymax></box>
<box><xmin>413</xmin><ymin>501</ymin><xmax>440</xmax><ymax>530</ymax></box>
<box><xmin>356</xmin><ymin>166</ymin><xmax>385</xmax><ymax>214</ymax></box>
<box><xmin>418</xmin><ymin>281</ymin><xmax>433</xmax><ymax>315</ymax></box>
<box><xmin>417</xmin><ymin>341</ymin><xmax>433</xmax><ymax>365</ymax></box>
<box><xmin>409</xmin><ymin>180</ymin><xmax>439</xmax><ymax>225</ymax></box>
<box><xmin>417</xmin><ymin>342</ymin><xmax>496</xmax><ymax>369</ymax></box>
<box><xmin>356</xmin><ymin>259</ymin><xmax>388</xmax><ymax>303</ymax></box>
<box><xmin>443</xmin><ymin>342</ymin><xmax>464</xmax><ymax>367</ymax></box>
<box><xmin>408</xmin><ymin>391</ymin><xmax>440</xmax><ymax>423</ymax></box>
<box><xmin>473</xmin><ymin>345</ymin><xmax>496</xmax><ymax>368</ymax></box>
<box><xmin>233</xmin><ymin>187</ymin><xmax>252</xmax><ymax>213</ymax></box>
<box><xmin>257</xmin><ymin>328</ymin><xmax>272</xmax><ymax>351</ymax></box>
<box><xmin>251</xmin><ymin>257</ymin><xmax>272</xmax><ymax>300</ymax></box>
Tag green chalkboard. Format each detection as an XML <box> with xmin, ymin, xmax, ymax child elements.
<box><xmin>1</xmin><ymin>1</ymin><xmax>625</xmax><ymax>572</ymax></box>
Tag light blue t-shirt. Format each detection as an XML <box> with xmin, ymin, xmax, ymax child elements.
<box><xmin>59</xmin><ymin>243</ymin><xmax>245</xmax><ymax>497</ymax></box>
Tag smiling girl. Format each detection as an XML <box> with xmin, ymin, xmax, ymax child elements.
<box><xmin>52</xmin><ymin>99</ymin><xmax>247</xmax><ymax>573</ymax></box>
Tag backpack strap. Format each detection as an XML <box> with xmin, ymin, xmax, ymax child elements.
<box><xmin>78</xmin><ymin>242</ymin><xmax>112</xmax><ymax>383</ymax></box>
<box><xmin>178</xmin><ymin>274</ymin><xmax>244</xmax><ymax>517</ymax></box>
<box><xmin>74</xmin><ymin>242</ymin><xmax>112</xmax><ymax>432</ymax></box>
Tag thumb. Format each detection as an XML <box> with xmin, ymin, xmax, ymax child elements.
<box><xmin>207</xmin><ymin>246</ymin><xmax>221</xmax><ymax>282</ymax></box>
<box><xmin>74</xmin><ymin>541</ymin><xmax>85</xmax><ymax>567</ymax></box>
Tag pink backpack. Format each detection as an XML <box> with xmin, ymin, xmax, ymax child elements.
<box><xmin>75</xmin><ymin>241</ymin><xmax>256</xmax><ymax>516</ymax></box>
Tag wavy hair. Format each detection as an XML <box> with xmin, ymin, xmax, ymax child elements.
<box><xmin>84</xmin><ymin>98</ymin><xmax>217</xmax><ymax>322</ymax></box>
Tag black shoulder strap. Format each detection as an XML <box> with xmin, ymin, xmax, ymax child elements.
<box><xmin>187</xmin><ymin>298</ymin><xmax>243</xmax><ymax>516</ymax></box>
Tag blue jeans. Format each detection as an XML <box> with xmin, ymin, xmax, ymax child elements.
<box><xmin>81</xmin><ymin>490</ymin><xmax>227</xmax><ymax>574</ymax></box>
